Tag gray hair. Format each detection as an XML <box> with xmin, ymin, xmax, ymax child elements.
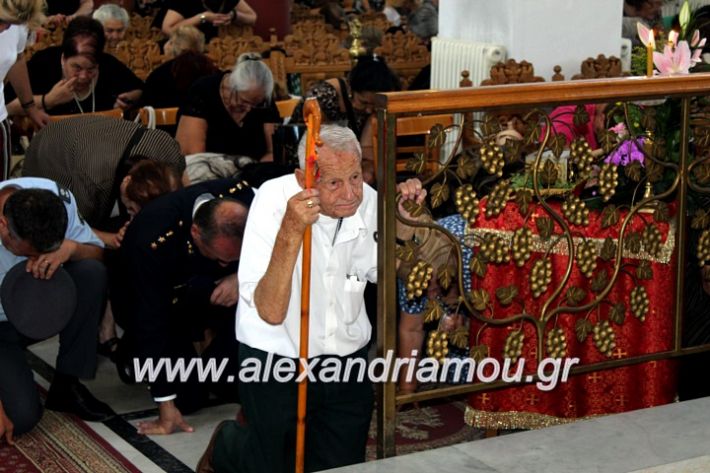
<box><xmin>227</xmin><ymin>52</ymin><xmax>274</xmax><ymax>100</ymax></box>
<box><xmin>297</xmin><ymin>124</ymin><xmax>362</xmax><ymax>169</ymax></box>
<box><xmin>92</xmin><ymin>4</ymin><xmax>130</xmax><ymax>27</ymax></box>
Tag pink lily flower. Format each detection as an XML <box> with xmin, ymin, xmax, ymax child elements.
<box><xmin>637</xmin><ymin>22</ymin><xmax>656</xmax><ymax>48</ymax></box>
<box><xmin>653</xmin><ymin>41</ymin><xmax>692</xmax><ymax>75</ymax></box>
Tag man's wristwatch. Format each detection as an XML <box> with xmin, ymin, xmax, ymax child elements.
<box><xmin>199</xmin><ymin>13</ymin><xmax>207</xmax><ymax>24</ymax></box>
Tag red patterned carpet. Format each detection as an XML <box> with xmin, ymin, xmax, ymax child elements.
<box><xmin>0</xmin><ymin>410</ymin><xmax>140</xmax><ymax>473</ymax></box>
<box><xmin>366</xmin><ymin>400</ymin><xmax>483</xmax><ymax>460</ymax></box>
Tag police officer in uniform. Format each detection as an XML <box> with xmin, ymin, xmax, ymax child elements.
<box><xmin>113</xmin><ymin>178</ymin><xmax>253</xmax><ymax>435</ymax></box>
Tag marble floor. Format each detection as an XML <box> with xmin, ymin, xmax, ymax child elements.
<box><xmin>326</xmin><ymin>396</ymin><xmax>710</xmax><ymax>473</ymax></box>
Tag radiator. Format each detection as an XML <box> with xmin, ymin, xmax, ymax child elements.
<box><xmin>431</xmin><ymin>37</ymin><xmax>507</xmax><ymax>89</ymax></box>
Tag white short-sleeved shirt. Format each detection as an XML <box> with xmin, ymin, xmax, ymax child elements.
<box><xmin>0</xmin><ymin>25</ymin><xmax>28</xmax><ymax>122</ymax></box>
<box><xmin>0</xmin><ymin>177</ymin><xmax>104</xmax><ymax>322</ymax></box>
<box><xmin>236</xmin><ymin>174</ymin><xmax>378</xmax><ymax>358</ymax></box>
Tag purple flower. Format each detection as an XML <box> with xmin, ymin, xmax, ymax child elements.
<box><xmin>604</xmin><ymin>138</ymin><xmax>646</xmax><ymax>166</ymax></box>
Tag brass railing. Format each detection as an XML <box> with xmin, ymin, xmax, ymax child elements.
<box><xmin>374</xmin><ymin>74</ymin><xmax>710</xmax><ymax>457</ymax></box>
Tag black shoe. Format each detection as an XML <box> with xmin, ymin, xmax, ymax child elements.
<box><xmin>45</xmin><ymin>377</ymin><xmax>116</xmax><ymax>422</ymax></box>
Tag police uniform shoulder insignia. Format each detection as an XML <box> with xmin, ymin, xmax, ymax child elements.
<box><xmin>56</xmin><ymin>183</ymin><xmax>71</xmax><ymax>204</ymax></box>
<box><xmin>228</xmin><ymin>181</ymin><xmax>249</xmax><ymax>194</ymax></box>
<box><xmin>149</xmin><ymin>226</ymin><xmax>178</xmax><ymax>250</ymax></box>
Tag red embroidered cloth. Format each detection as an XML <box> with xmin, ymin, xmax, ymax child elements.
<box><xmin>466</xmin><ymin>199</ymin><xmax>677</xmax><ymax>428</ymax></box>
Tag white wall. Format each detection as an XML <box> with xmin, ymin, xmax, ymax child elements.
<box><xmin>439</xmin><ymin>0</ymin><xmax>624</xmax><ymax>81</ymax></box>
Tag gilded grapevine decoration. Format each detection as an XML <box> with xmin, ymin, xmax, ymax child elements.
<box><xmin>599</xmin><ymin>163</ymin><xmax>618</xmax><ymax>201</ymax></box>
<box><xmin>562</xmin><ymin>194</ymin><xmax>590</xmax><ymax>226</ymax></box>
<box><xmin>479</xmin><ymin>234</ymin><xmax>510</xmax><ymax>264</ymax></box>
<box><xmin>576</xmin><ymin>240</ymin><xmax>597</xmax><ymax>278</ymax></box>
<box><xmin>696</xmin><ymin>229</ymin><xmax>710</xmax><ymax>266</ymax></box>
<box><xmin>503</xmin><ymin>330</ymin><xmax>524</xmax><ymax>362</ymax></box>
<box><xmin>592</xmin><ymin>320</ymin><xmax>617</xmax><ymax>357</ymax></box>
<box><xmin>546</xmin><ymin>328</ymin><xmax>567</xmax><ymax>358</ymax></box>
<box><xmin>454</xmin><ymin>184</ymin><xmax>480</xmax><ymax>226</ymax></box>
<box><xmin>530</xmin><ymin>258</ymin><xmax>553</xmax><ymax>298</ymax></box>
<box><xmin>405</xmin><ymin>260</ymin><xmax>433</xmax><ymax>300</ymax></box>
<box><xmin>480</xmin><ymin>139</ymin><xmax>505</xmax><ymax>177</ymax></box>
<box><xmin>512</xmin><ymin>227</ymin><xmax>533</xmax><ymax>267</ymax></box>
<box><xmin>484</xmin><ymin>179</ymin><xmax>512</xmax><ymax>218</ymax></box>
<box><xmin>426</xmin><ymin>330</ymin><xmax>449</xmax><ymax>364</ymax></box>
<box><xmin>630</xmin><ymin>286</ymin><xmax>649</xmax><ymax>322</ymax></box>
<box><xmin>570</xmin><ymin>138</ymin><xmax>594</xmax><ymax>177</ymax></box>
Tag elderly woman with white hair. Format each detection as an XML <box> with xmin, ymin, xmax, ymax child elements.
<box><xmin>92</xmin><ymin>4</ymin><xmax>129</xmax><ymax>50</ymax></box>
<box><xmin>176</xmin><ymin>52</ymin><xmax>280</xmax><ymax>161</ymax></box>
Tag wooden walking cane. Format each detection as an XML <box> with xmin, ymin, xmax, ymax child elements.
<box><xmin>296</xmin><ymin>98</ymin><xmax>322</xmax><ymax>473</ymax></box>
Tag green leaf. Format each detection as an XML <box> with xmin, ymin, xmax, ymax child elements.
<box><xmin>609</xmin><ymin>302</ymin><xmax>626</xmax><ymax>325</ymax></box>
<box><xmin>423</xmin><ymin>299</ymin><xmax>445</xmax><ymax>323</ymax></box>
<box><xmin>395</xmin><ymin>239</ymin><xmax>417</xmax><ymax>262</ymax></box>
<box><xmin>470</xmin><ymin>289</ymin><xmax>490</xmax><ymax>311</ymax></box>
<box><xmin>575</xmin><ymin>319</ymin><xmax>593</xmax><ymax>343</ymax></box>
<box><xmin>536</xmin><ymin>216</ymin><xmax>554</xmax><ymax>241</ymax></box>
<box><xmin>625</xmin><ymin>231</ymin><xmax>642</xmax><ymax>254</ymax></box>
<box><xmin>430</xmin><ymin>183</ymin><xmax>450</xmax><ymax>209</ymax></box>
<box><xmin>516</xmin><ymin>189</ymin><xmax>533</xmax><ymax>216</ymax></box>
<box><xmin>456</xmin><ymin>153</ymin><xmax>477</xmax><ymax>179</ymax></box>
<box><xmin>495</xmin><ymin>285</ymin><xmax>519</xmax><ymax>306</ymax></box>
<box><xmin>401</xmin><ymin>199</ymin><xmax>425</xmax><ymax>218</ymax></box>
<box><xmin>625</xmin><ymin>161</ymin><xmax>643</xmax><ymax>182</ymax></box>
<box><xmin>600</xmin><ymin>237</ymin><xmax>617</xmax><ymax>261</ymax></box>
<box><xmin>469</xmin><ymin>255</ymin><xmax>487</xmax><ymax>278</ymax></box>
<box><xmin>601</xmin><ymin>204</ymin><xmax>619</xmax><ymax>229</ymax></box>
<box><xmin>566</xmin><ymin>286</ymin><xmax>586</xmax><ymax>306</ymax></box>
<box><xmin>636</xmin><ymin>260</ymin><xmax>653</xmax><ymax>280</ymax></box>
<box><xmin>591</xmin><ymin>269</ymin><xmax>609</xmax><ymax>293</ymax></box>
<box><xmin>469</xmin><ymin>344</ymin><xmax>488</xmax><ymax>362</ymax></box>
<box><xmin>437</xmin><ymin>264</ymin><xmax>453</xmax><ymax>291</ymax></box>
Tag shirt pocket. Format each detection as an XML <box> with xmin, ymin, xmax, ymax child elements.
<box><xmin>343</xmin><ymin>277</ymin><xmax>367</xmax><ymax>324</ymax></box>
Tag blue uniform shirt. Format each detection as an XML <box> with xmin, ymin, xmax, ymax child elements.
<box><xmin>0</xmin><ymin>177</ymin><xmax>103</xmax><ymax>322</ymax></box>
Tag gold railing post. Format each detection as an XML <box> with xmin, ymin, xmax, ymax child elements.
<box><xmin>376</xmin><ymin>107</ymin><xmax>397</xmax><ymax>458</ymax></box>
<box><xmin>675</xmin><ymin>97</ymin><xmax>691</xmax><ymax>351</ymax></box>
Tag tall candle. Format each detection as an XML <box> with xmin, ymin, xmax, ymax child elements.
<box><xmin>646</xmin><ymin>30</ymin><xmax>655</xmax><ymax>77</ymax></box>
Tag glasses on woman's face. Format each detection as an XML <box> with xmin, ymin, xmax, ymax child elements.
<box><xmin>222</xmin><ymin>83</ymin><xmax>268</xmax><ymax>112</ymax></box>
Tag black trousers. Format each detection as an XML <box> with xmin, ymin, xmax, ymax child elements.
<box><xmin>0</xmin><ymin>259</ymin><xmax>106</xmax><ymax>434</ymax></box>
<box><xmin>213</xmin><ymin>343</ymin><xmax>374</xmax><ymax>473</ymax></box>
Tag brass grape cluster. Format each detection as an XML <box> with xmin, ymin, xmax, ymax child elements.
<box><xmin>426</xmin><ymin>330</ymin><xmax>449</xmax><ymax>364</ymax></box>
<box><xmin>570</xmin><ymin>138</ymin><xmax>595</xmax><ymax>178</ymax></box>
<box><xmin>698</xmin><ymin>229</ymin><xmax>710</xmax><ymax>266</ymax></box>
<box><xmin>576</xmin><ymin>240</ymin><xmax>597</xmax><ymax>278</ymax></box>
<box><xmin>484</xmin><ymin>180</ymin><xmax>512</xmax><ymax>218</ymax></box>
<box><xmin>546</xmin><ymin>327</ymin><xmax>568</xmax><ymax>358</ymax></box>
<box><xmin>598</xmin><ymin>163</ymin><xmax>618</xmax><ymax>202</ymax></box>
<box><xmin>503</xmin><ymin>330</ymin><xmax>524</xmax><ymax>362</ymax></box>
<box><xmin>480</xmin><ymin>234</ymin><xmax>511</xmax><ymax>264</ymax></box>
<box><xmin>592</xmin><ymin>320</ymin><xmax>617</xmax><ymax>357</ymax></box>
<box><xmin>480</xmin><ymin>139</ymin><xmax>505</xmax><ymax>177</ymax></box>
<box><xmin>641</xmin><ymin>225</ymin><xmax>662</xmax><ymax>257</ymax></box>
<box><xmin>512</xmin><ymin>227</ymin><xmax>533</xmax><ymax>267</ymax></box>
<box><xmin>454</xmin><ymin>184</ymin><xmax>480</xmax><ymax>226</ymax></box>
<box><xmin>530</xmin><ymin>257</ymin><xmax>553</xmax><ymax>298</ymax></box>
<box><xmin>562</xmin><ymin>195</ymin><xmax>590</xmax><ymax>226</ymax></box>
<box><xmin>405</xmin><ymin>260</ymin><xmax>433</xmax><ymax>300</ymax></box>
<box><xmin>630</xmin><ymin>286</ymin><xmax>649</xmax><ymax>322</ymax></box>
